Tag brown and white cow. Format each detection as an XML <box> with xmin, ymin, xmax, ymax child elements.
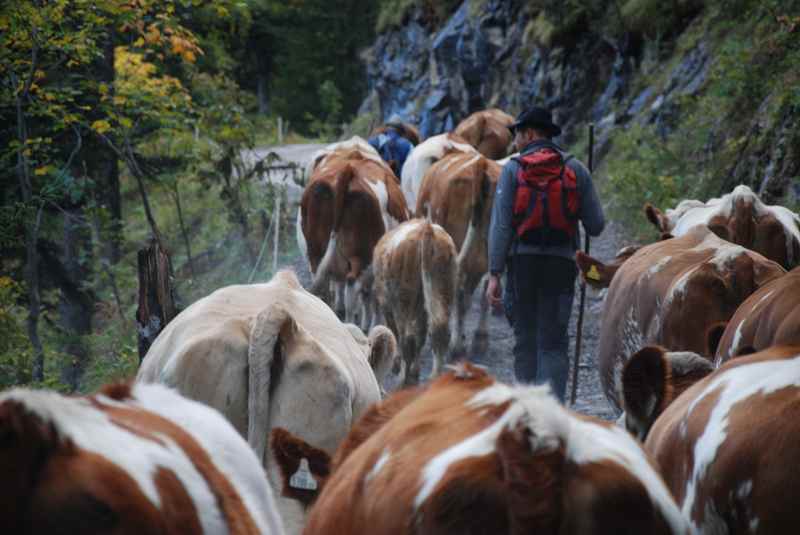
<box><xmin>713</xmin><ymin>266</ymin><xmax>800</xmax><ymax>364</ymax></box>
<box><xmin>137</xmin><ymin>270</ymin><xmax>398</xmax><ymax>534</ymax></box>
<box><xmin>373</xmin><ymin>219</ymin><xmax>458</xmax><ymax>385</ymax></box>
<box><xmin>370</xmin><ymin>122</ymin><xmax>422</xmax><ymax>146</ymax></box>
<box><xmin>416</xmin><ymin>151</ymin><xmax>502</xmax><ymax>357</ymax></box>
<box><xmin>645</xmin><ymin>184</ymin><xmax>800</xmax><ymax>269</ymax></box>
<box><xmin>295</xmin><ymin>363</ymin><xmax>689</xmax><ymax>535</ymax></box>
<box><xmin>576</xmin><ymin>225</ymin><xmax>786</xmax><ymax>412</ymax></box>
<box><xmin>400</xmin><ymin>132</ymin><xmax>478</xmax><ymax>209</ymax></box>
<box><xmin>0</xmin><ymin>381</ymin><xmax>285</xmax><ymax>534</ymax></box>
<box><xmin>621</xmin><ymin>344</ymin><xmax>800</xmax><ymax>534</ymax></box>
<box><xmin>298</xmin><ymin>138</ymin><xmax>409</xmax><ymax>326</ymax></box>
<box><xmin>304</xmin><ymin>135</ymin><xmax>394</xmax><ymax>180</ymax></box>
<box><xmin>453</xmin><ymin>108</ymin><xmax>515</xmax><ymax>160</ymax></box>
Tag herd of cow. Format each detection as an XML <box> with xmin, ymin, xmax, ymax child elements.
<box><xmin>3</xmin><ymin>107</ymin><xmax>800</xmax><ymax>534</ymax></box>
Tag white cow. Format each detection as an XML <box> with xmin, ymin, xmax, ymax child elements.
<box><xmin>137</xmin><ymin>269</ymin><xmax>398</xmax><ymax>534</ymax></box>
<box><xmin>645</xmin><ymin>184</ymin><xmax>800</xmax><ymax>269</ymax></box>
<box><xmin>400</xmin><ymin>132</ymin><xmax>477</xmax><ymax>209</ymax></box>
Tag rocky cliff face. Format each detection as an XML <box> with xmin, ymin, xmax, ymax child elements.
<box><xmin>357</xmin><ymin>0</ymin><xmax>799</xmax><ymax>205</ymax></box>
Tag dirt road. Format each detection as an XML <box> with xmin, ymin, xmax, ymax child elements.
<box><xmin>271</xmin><ymin>143</ymin><xmax>623</xmax><ymax>420</ymax></box>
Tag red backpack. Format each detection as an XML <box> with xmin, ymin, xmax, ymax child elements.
<box><xmin>511</xmin><ymin>147</ymin><xmax>580</xmax><ymax>246</ymax></box>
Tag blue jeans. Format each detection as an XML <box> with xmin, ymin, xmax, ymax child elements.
<box><xmin>503</xmin><ymin>254</ymin><xmax>577</xmax><ymax>402</ymax></box>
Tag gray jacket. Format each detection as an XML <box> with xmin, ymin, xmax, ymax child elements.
<box><xmin>488</xmin><ymin>140</ymin><xmax>605</xmax><ymax>274</ymax></box>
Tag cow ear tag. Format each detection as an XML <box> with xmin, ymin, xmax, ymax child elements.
<box><xmin>290</xmin><ymin>458</ymin><xmax>318</xmax><ymax>491</ymax></box>
<box><xmin>587</xmin><ymin>265</ymin><xmax>601</xmax><ymax>281</ymax></box>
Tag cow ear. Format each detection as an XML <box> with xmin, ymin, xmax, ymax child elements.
<box><xmin>270</xmin><ymin>428</ymin><xmax>331</xmax><ymax>506</ymax></box>
<box><xmin>575</xmin><ymin>251</ymin><xmax>613</xmax><ymax>288</ymax></box>
<box><xmin>367</xmin><ymin>325</ymin><xmax>398</xmax><ymax>387</ymax></box>
<box><xmin>0</xmin><ymin>398</ymin><xmax>59</xmax><ymax>526</ymax></box>
<box><xmin>706</xmin><ymin>321</ymin><xmax>727</xmax><ymax>357</ymax></box>
<box><xmin>621</xmin><ymin>346</ymin><xmax>669</xmax><ymax>440</ymax></box>
<box><xmin>644</xmin><ymin>203</ymin><xmax>668</xmax><ymax>233</ymax></box>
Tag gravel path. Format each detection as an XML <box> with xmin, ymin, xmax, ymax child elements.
<box><xmin>271</xmin><ymin>144</ymin><xmax>628</xmax><ymax>420</ymax></box>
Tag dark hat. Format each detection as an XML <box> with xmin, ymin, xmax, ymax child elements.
<box><xmin>508</xmin><ymin>107</ymin><xmax>561</xmax><ymax>137</ymax></box>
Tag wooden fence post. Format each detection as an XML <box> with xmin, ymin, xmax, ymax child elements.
<box><xmin>136</xmin><ymin>237</ymin><xmax>180</xmax><ymax>364</ymax></box>
<box><xmin>272</xmin><ymin>192</ymin><xmax>281</xmax><ymax>274</ymax></box>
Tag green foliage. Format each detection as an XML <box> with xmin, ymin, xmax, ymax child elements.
<box><xmin>599</xmin><ymin>0</ymin><xmax>800</xmax><ymax>236</ymax></box>
<box><xmin>264</xmin><ymin>0</ymin><xmax>379</xmax><ymax>135</ymax></box>
<box><xmin>375</xmin><ymin>0</ymin><xmax>461</xmax><ymax>32</ymax></box>
<box><xmin>602</xmin><ymin>123</ymin><xmax>714</xmax><ymax>238</ymax></box>
<box><xmin>618</xmin><ymin>0</ymin><xmax>701</xmax><ymax>39</ymax></box>
<box><xmin>0</xmin><ymin>277</ymin><xmax>32</xmax><ymax>388</ymax></box>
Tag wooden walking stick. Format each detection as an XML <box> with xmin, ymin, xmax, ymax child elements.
<box><xmin>570</xmin><ymin>123</ymin><xmax>594</xmax><ymax>406</ymax></box>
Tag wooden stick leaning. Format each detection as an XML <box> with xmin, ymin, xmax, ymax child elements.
<box><xmin>569</xmin><ymin>123</ymin><xmax>594</xmax><ymax>407</ymax></box>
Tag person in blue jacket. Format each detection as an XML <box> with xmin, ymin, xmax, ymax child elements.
<box><xmin>485</xmin><ymin>107</ymin><xmax>605</xmax><ymax>402</ymax></box>
<box><xmin>367</xmin><ymin>115</ymin><xmax>415</xmax><ymax>178</ymax></box>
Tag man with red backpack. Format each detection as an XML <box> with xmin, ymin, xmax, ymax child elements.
<box><xmin>485</xmin><ymin>107</ymin><xmax>605</xmax><ymax>402</ymax></box>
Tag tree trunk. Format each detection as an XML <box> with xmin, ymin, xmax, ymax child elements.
<box><xmin>222</xmin><ymin>169</ymin><xmax>256</xmax><ymax>264</ymax></box>
<box><xmin>58</xmin><ymin>206</ymin><xmax>93</xmax><ymax>391</ymax></box>
<box><xmin>172</xmin><ymin>184</ymin><xmax>196</xmax><ymax>280</ymax></box>
<box><xmin>96</xmin><ymin>39</ymin><xmax>122</xmax><ymax>264</ymax></box>
<box><xmin>14</xmin><ymin>45</ymin><xmax>46</xmax><ymax>382</ymax></box>
<box><xmin>257</xmin><ymin>73</ymin><xmax>269</xmax><ymax>114</ymax></box>
<box><xmin>136</xmin><ymin>238</ymin><xmax>180</xmax><ymax>363</ymax></box>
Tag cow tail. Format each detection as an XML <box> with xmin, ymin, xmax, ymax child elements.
<box><xmin>471</xmin><ymin>115</ymin><xmax>487</xmax><ymax>148</ymax></box>
<box><xmin>456</xmin><ymin>158</ymin><xmax>489</xmax><ymax>269</ymax></box>
<box><xmin>247</xmin><ymin>304</ymin><xmax>290</xmax><ymax>465</ymax></box>
<box><xmin>420</xmin><ymin>221</ymin><xmax>457</xmax><ymax>374</ymax></box>
<box><xmin>333</xmin><ymin>163</ymin><xmax>357</xmax><ymax>231</ymax></box>
<box><xmin>732</xmin><ymin>195</ymin><xmax>755</xmax><ymax>249</ymax></box>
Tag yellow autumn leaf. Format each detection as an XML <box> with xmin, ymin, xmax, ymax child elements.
<box><xmin>34</xmin><ymin>166</ymin><xmax>50</xmax><ymax>176</ymax></box>
<box><xmin>182</xmin><ymin>50</ymin><xmax>196</xmax><ymax>63</ymax></box>
<box><xmin>91</xmin><ymin>120</ymin><xmax>111</xmax><ymax>134</ymax></box>
<box><xmin>99</xmin><ymin>83</ymin><xmax>109</xmax><ymax>95</ymax></box>
<box><xmin>171</xmin><ymin>35</ymin><xmax>184</xmax><ymax>54</ymax></box>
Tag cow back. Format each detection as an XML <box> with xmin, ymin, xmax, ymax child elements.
<box><xmin>0</xmin><ymin>383</ymin><xmax>283</xmax><ymax>535</ymax></box>
<box><xmin>646</xmin><ymin>345</ymin><xmax>800</xmax><ymax>534</ymax></box>
<box><xmin>305</xmin><ymin>364</ymin><xmax>688</xmax><ymax>535</ymax></box>
<box><xmin>597</xmin><ymin>226</ymin><xmax>785</xmax><ymax>411</ymax></box>
<box><xmin>657</xmin><ymin>185</ymin><xmax>800</xmax><ymax>269</ymax></box>
<box><xmin>716</xmin><ymin>266</ymin><xmax>800</xmax><ymax>363</ymax></box>
<box><xmin>453</xmin><ymin>109</ymin><xmax>514</xmax><ymax>160</ymax></box>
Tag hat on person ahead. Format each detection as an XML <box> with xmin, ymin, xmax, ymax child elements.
<box><xmin>508</xmin><ymin>107</ymin><xmax>561</xmax><ymax>137</ymax></box>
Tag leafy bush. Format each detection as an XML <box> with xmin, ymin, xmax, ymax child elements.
<box><xmin>0</xmin><ymin>276</ymin><xmax>31</xmax><ymax>387</ymax></box>
<box><xmin>602</xmin><ymin>123</ymin><xmax>713</xmax><ymax>238</ymax></box>
<box><xmin>376</xmin><ymin>0</ymin><xmax>462</xmax><ymax>32</ymax></box>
